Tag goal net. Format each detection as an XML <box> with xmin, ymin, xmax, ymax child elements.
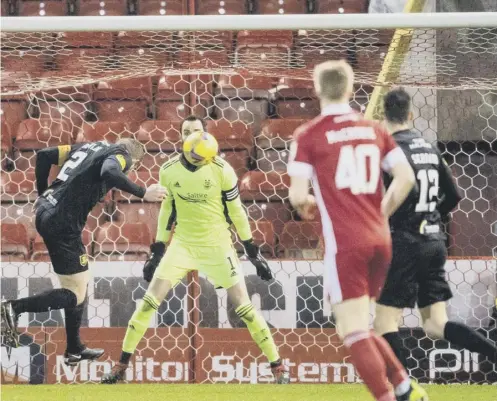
<box><xmin>1</xmin><ymin>14</ymin><xmax>496</xmax><ymax>385</ymax></box>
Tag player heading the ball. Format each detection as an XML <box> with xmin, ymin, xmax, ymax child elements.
<box><xmin>287</xmin><ymin>60</ymin><xmax>427</xmax><ymax>401</ymax></box>
<box><xmin>102</xmin><ymin>117</ymin><xmax>289</xmax><ymax>384</ymax></box>
<box><xmin>1</xmin><ymin>138</ymin><xmax>166</xmax><ymax>365</ymax></box>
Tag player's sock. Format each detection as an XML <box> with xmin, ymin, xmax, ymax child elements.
<box><xmin>382</xmin><ymin>331</ymin><xmax>409</xmax><ymax>370</ymax></box>
<box><xmin>11</xmin><ymin>289</ymin><xmax>77</xmax><ymax>315</ymax></box>
<box><xmin>121</xmin><ymin>293</ymin><xmax>160</xmax><ymax>359</ymax></box>
<box><xmin>444</xmin><ymin>321</ymin><xmax>497</xmax><ymax>362</ymax></box>
<box><xmin>344</xmin><ymin>331</ymin><xmax>395</xmax><ymax>401</ymax></box>
<box><xmin>373</xmin><ymin>334</ymin><xmax>411</xmax><ymax>395</ymax></box>
<box><xmin>235</xmin><ymin>303</ymin><xmax>280</xmax><ymax>364</ymax></box>
<box><xmin>64</xmin><ymin>298</ymin><xmax>86</xmax><ymax>354</ymax></box>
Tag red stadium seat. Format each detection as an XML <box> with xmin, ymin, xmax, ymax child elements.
<box><xmin>96</xmin><ymin>100</ymin><xmax>149</xmax><ymax>130</ymax></box>
<box><xmin>76</xmin><ymin>121</ymin><xmax>133</xmax><ymax>143</ymax></box>
<box><xmin>55</xmin><ymin>32</ymin><xmax>114</xmax><ymax>48</ymax></box>
<box><xmin>37</xmin><ymin>100</ymin><xmax>89</xmax><ymax>134</ymax></box>
<box><xmin>315</xmin><ymin>0</ymin><xmax>368</xmax><ymax>13</ymax></box>
<box><xmin>77</xmin><ymin>0</ymin><xmax>129</xmax><ymax>15</ymax></box>
<box><xmin>137</xmin><ymin>0</ymin><xmax>186</xmax><ymax>15</ymax></box>
<box><xmin>275</xmin><ymin>99</ymin><xmax>320</xmax><ymax>118</ymax></box>
<box><xmin>1</xmin><ymin>223</ymin><xmax>29</xmax><ymax>261</ymax></box>
<box><xmin>280</xmin><ymin>221</ymin><xmax>323</xmax><ymax>259</ymax></box>
<box><xmin>1</xmin><ymin>170</ymin><xmax>38</xmax><ymax>202</ymax></box>
<box><xmin>215</xmin><ymin>99</ymin><xmax>269</xmax><ymax>134</ymax></box>
<box><xmin>139</xmin><ymin>151</ymin><xmax>175</xmax><ymax>172</ymax></box>
<box><xmin>113</xmin><ymin>171</ymin><xmax>158</xmax><ymax>202</ymax></box>
<box><xmin>1</xmin><ymin>122</ymin><xmax>13</xmax><ymax>170</ymax></box>
<box><xmin>18</xmin><ymin>0</ymin><xmax>68</xmax><ymax>16</ymax></box>
<box><xmin>0</xmin><ymin>203</ymin><xmax>36</xmax><ymax>240</ymax></box>
<box><xmin>196</xmin><ymin>0</ymin><xmax>249</xmax><ymax>15</ymax></box>
<box><xmin>237</xmin><ymin>30</ymin><xmax>293</xmax><ymax>47</ymax></box>
<box><xmin>258</xmin><ymin>118</ymin><xmax>307</xmax><ymax>148</ymax></box>
<box><xmin>137</xmin><ymin>120</ymin><xmax>182</xmax><ymax>151</ymax></box>
<box><xmin>177</xmin><ymin>48</ymin><xmax>230</xmax><ymax>67</ymax></box>
<box><xmin>245</xmin><ymin>201</ymin><xmax>292</xmax><ymax>237</ymax></box>
<box><xmin>2</xmin><ymin>0</ymin><xmax>11</xmax><ymax>15</ymax></box>
<box><xmin>110</xmin><ymin>202</ymin><xmax>161</xmax><ymax>240</ymax></box>
<box><xmin>15</xmin><ymin>119</ymin><xmax>72</xmax><ymax>150</ymax></box>
<box><xmin>1</xmin><ymin>50</ymin><xmax>50</xmax><ymax>76</ymax></box>
<box><xmin>235</xmin><ymin>31</ymin><xmax>293</xmax><ymax>69</ymax></box>
<box><xmin>240</xmin><ymin>171</ymin><xmax>289</xmax><ymax>201</ymax></box>
<box><xmin>276</xmin><ymin>77</ymin><xmax>315</xmax><ymax>99</ymax></box>
<box><xmin>156</xmin><ymin>75</ymin><xmax>194</xmax><ymax>101</ymax></box>
<box><xmin>206</xmin><ymin>120</ymin><xmax>253</xmax><ymax>150</ymax></box>
<box><xmin>355</xmin><ymin>45</ymin><xmax>388</xmax><ymax>73</ymax></box>
<box><xmin>256</xmin><ymin>148</ymin><xmax>290</xmax><ymax>173</ymax></box>
<box><xmin>218</xmin><ymin>150</ymin><xmax>249</xmax><ymax>177</ymax></box>
<box><xmin>256</xmin><ymin>0</ymin><xmax>307</xmax><ymax>14</ymax></box>
<box><xmin>215</xmin><ymin>74</ymin><xmax>275</xmax><ymax>99</ymax></box>
<box><xmin>94</xmin><ymin>77</ymin><xmax>153</xmax><ymax>101</ymax></box>
<box><xmin>112</xmin><ymin>47</ymin><xmax>172</xmax><ymax>71</ymax></box>
<box><xmin>94</xmin><ymin>222</ymin><xmax>151</xmax><ymax>261</ymax></box>
<box><xmin>1</xmin><ymin>100</ymin><xmax>28</xmax><ymax>138</ymax></box>
<box><xmin>54</xmin><ymin>49</ymin><xmax>112</xmax><ymax>75</ymax></box>
<box><xmin>155</xmin><ymin>101</ymin><xmax>190</xmax><ymax>121</ymax></box>
<box><xmin>234</xmin><ymin>220</ymin><xmax>276</xmax><ymax>257</ymax></box>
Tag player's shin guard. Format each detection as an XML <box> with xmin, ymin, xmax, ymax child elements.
<box><xmin>236</xmin><ymin>303</ymin><xmax>280</xmax><ymax>364</ymax></box>
<box><xmin>444</xmin><ymin>321</ymin><xmax>497</xmax><ymax>363</ymax></box>
<box><xmin>344</xmin><ymin>331</ymin><xmax>395</xmax><ymax>401</ymax></box>
<box><xmin>121</xmin><ymin>293</ymin><xmax>160</xmax><ymax>362</ymax></box>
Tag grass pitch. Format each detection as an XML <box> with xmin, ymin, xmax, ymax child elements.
<box><xmin>2</xmin><ymin>384</ymin><xmax>496</xmax><ymax>401</ymax></box>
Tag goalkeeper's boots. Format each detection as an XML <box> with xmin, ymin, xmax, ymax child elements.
<box><xmin>1</xmin><ymin>301</ymin><xmax>19</xmax><ymax>348</ymax></box>
<box><xmin>64</xmin><ymin>347</ymin><xmax>105</xmax><ymax>366</ymax></box>
<box><xmin>101</xmin><ymin>362</ymin><xmax>128</xmax><ymax>384</ymax></box>
<box><xmin>397</xmin><ymin>381</ymin><xmax>429</xmax><ymax>401</ymax></box>
<box><xmin>271</xmin><ymin>362</ymin><xmax>290</xmax><ymax>384</ymax></box>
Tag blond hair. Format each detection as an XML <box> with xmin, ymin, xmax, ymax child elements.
<box><xmin>117</xmin><ymin>138</ymin><xmax>145</xmax><ymax>161</ymax></box>
<box><xmin>313</xmin><ymin>60</ymin><xmax>354</xmax><ymax>102</ymax></box>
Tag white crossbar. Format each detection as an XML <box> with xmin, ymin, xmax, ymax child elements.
<box><xmin>1</xmin><ymin>12</ymin><xmax>497</xmax><ymax>32</ymax></box>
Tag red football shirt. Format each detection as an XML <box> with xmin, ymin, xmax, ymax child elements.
<box><xmin>287</xmin><ymin>104</ymin><xmax>407</xmax><ymax>253</ymax></box>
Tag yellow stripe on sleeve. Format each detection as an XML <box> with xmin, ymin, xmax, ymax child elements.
<box><xmin>116</xmin><ymin>154</ymin><xmax>127</xmax><ymax>171</ymax></box>
<box><xmin>57</xmin><ymin>145</ymin><xmax>71</xmax><ymax>166</ymax></box>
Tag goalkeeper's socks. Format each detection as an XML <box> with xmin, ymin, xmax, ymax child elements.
<box><xmin>372</xmin><ymin>334</ymin><xmax>410</xmax><ymax>395</ymax></box>
<box><xmin>122</xmin><ymin>293</ymin><xmax>160</xmax><ymax>355</ymax></box>
<box><xmin>236</xmin><ymin>303</ymin><xmax>280</xmax><ymax>364</ymax></box>
<box><xmin>382</xmin><ymin>331</ymin><xmax>409</xmax><ymax>370</ymax></box>
<box><xmin>12</xmin><ymin>289</ymin><xmax>77</xmax><ymax>315</ymax></box>
<box><xmin>65</xmin><ymin>297</ymin><xmax>86</xmax><ymax>354</ymax></box>
<box><xmin>343</xmin><ymin>331</ymin><xmax>395</xmax><ymax>401</ymax></box>
<box><xmin>444</xmin><ymin>321</ymin><xmax>497</xmax><ymax>363</ymax></box>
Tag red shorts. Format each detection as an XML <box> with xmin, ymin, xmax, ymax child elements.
<box><xmin>323</xmin><ymin>241</ymin><xmax>392</xmax><ymax>305</ymax></box>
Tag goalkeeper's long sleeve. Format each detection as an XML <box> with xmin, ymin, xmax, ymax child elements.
<box><xmin>156</xmin><ymin>168</ymin><xmax>176</xmax><ymax>243</ymax></box>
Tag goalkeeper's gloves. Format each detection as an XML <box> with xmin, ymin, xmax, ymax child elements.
<box><xmin>243</xmin><ymin>239</ymin><xmax>273</xmax><ymax>281</ymax></box>
<box><xmin>143</xmin><ymin>242</ymin><xmax>166</xmax><ymax>283</ymax></box>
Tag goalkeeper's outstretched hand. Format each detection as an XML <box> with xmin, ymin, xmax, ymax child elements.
<box><xmin>243</xmin><ymin>240</ymin><xmax>273</xmax><ymax>281</ymax></box>
<box><xmin>143</xmin><ymin>242</ymin><xmax>166</xmax><ymax>282</ymax></box>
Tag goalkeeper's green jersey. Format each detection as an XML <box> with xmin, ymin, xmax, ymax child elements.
<box><xmin>156</xmin><ymin>154</ymin><xmax>252</xmax><ymax>246</ymax></box>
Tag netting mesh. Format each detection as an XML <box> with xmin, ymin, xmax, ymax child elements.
<box><xmin>1</xmin><ymin>24</ymin><xmax>496</xmax><ymax>385</ymax></box>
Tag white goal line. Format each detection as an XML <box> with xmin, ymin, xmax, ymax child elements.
<box><xmin>1</xmin><ymin>12</ymin><xmax>497</xmax><ymax>32</ymax></box>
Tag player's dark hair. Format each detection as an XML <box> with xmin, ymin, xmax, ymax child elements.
<box><xmin>384</xmin><ymin>88</ymin><xmax>411</xmax><ymax>124</ymax></box>
<box><xmin>180</xmin><ymin>115</ymin><xmax>206</xmax><ymax>132</ymax></box>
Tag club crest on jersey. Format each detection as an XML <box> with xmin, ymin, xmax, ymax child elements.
<box><xmin>79</xmin><ymin>254</ymin><xmax>89</xmax><ymax>266</ymax></box>
<box><xmin>204</xmin><ymin>179</ymin><xmax>212</xmax><ymax>189</ymax></box>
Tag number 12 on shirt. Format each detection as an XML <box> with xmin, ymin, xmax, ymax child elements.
<box><xmin>335</xmin><ymin>144</ymin><xmax>381</xmax><ymax>195</ymax></box>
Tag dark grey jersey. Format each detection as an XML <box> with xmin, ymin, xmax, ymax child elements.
<box><xmin>384</xmin><ymin>130</ymin><xmax>461</xmax><ymax>241</ymax></box>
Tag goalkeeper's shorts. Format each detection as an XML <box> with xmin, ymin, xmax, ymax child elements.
<box><xmin>155</xmin><ymin>239</ymin><xmax>242</xmax><ymax>289</ymax></box>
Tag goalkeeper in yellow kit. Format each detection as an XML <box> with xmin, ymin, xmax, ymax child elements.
<box><xmin>102</xmin><ymin>116</ymin><xmax>289</xmax><ymax>384</ymax></box>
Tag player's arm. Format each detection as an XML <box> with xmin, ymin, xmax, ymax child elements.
<box><xmin>35</xmin><ymin>144</ymin><xmax>80</xmax><ymax>195</ymax></box>
<box><xmin>437</xmin><ymin>156</ymin><xmax>462</xmax><ymax>216</ymax></box>
<box><xmin>100</xmin><ymin>153</ymin><xmax>146</xmax><ymax>198</ymax></box>
<box><xmin>287</xmin><ymin>134</ymin><xmax>314</xmax><ymax>217</ymax></box>
<box><xmin>222</xmin><ymin>162</ymin><xmax>272</xmax><ymax>281</ymax></box>
<box><xmin>380</xmin><ymin>134</ymin><xmax>416</xmax><ymax>218</ymax></box>
<box><xmin>142</xmin><ymin>167</ymin><xmax>174</xmax><ymax>282</ymax></box>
